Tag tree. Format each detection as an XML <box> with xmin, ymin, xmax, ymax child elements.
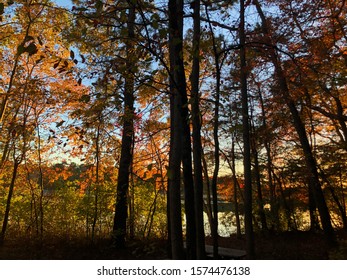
<box><xmin>252</xmin><ymin>0</ymin><xmax>336</xmax><ymax>245</ymax></box>
<box><xmin>190</xmin><ymin>0</ymin><xmax>206</xmax><ymax>260</ymax></box>
<box><xmin>0</xmin><ymin>0</ymin><xmax>81</xmax><ymax>245</ymax></box>
<box><xmin>240</xmin><ymin>0</ymin><xmax>255</xmax><ymax>259</ymax></box>
<box><xmin>167</xmin><ymin>0</ymin><xmax>189</xmax><ymax>260</ymax></box>
<box><xmin>112</xmin><ymin>1</ymin><xmax>137</xmax><ymax>249</ymax></box>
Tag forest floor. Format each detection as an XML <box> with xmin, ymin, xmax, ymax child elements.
<box><xmin>1</xmin><ymin>230</ymin><xmax>347</xmax><ymax>260</ymax></box>
<box><xmin>206</xmin><ymin>230</ymin><xmax>347</xmax><ymax>260</ymax></box>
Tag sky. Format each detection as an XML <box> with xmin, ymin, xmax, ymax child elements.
<box><xmin>53</xmin><ymin>0</ymin><xmax>72</xmax><ymax>9</ymax></box>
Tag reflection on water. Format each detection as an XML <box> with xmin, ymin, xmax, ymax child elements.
<box><xmin>184</xmin><ymin>208</ymin><xmax>317</xmax><ymax>237</ymax></box>
<box><xmin>203</xmin><ymin>212</ymin><xmax>244</xmax><ymax>237</ymax></box>
<box><xmin>183</xmin><ymin>212</ymin><xmax>244</xmax><ymax>237</ymax></box>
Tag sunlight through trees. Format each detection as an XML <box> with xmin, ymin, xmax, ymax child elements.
<box><xmin>1</xmin><ymin>0</ymin><xmax>347</xmax><ymax>259</ymax></box>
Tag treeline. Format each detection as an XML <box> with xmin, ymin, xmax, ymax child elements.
<box><xmin>0</xmin><ymin>0</ymin><xmax>347</xmax><ymax>259</ymax></box>
<box><xmin>0</xmin><ymin>161</ymin><xmax>167</xmax><ymax>242</ymax></box>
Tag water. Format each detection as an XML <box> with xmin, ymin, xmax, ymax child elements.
<box><xmin>184</xmin><ymin>208</ymin><xmax>315</xmax><ymax>237</ymax></box>
<box><xmin>183</xmin><ymin>211</ymin><xmax>244</xmax><ymax>237</ymax></box>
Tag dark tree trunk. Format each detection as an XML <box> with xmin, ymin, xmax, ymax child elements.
<box><xmin>167</xmin><ymin>0</ymin><xmax>197</xmax><ymax>260</ymax></box>
<box><xmin>190</xmin><ymin>0</ymin><xmax>205</xmax><ymax>260</ymax></box>
<box><xmin>167</xmin><ymin>0</ymin><xmax>186</xmax><ymax>259</ymax></box>
<box><xmin>338</xmin><ymin>166</ymin><xmax>347</xmax><ymax>230</ymax></box>
<box><xmin>112</xmin><ymin>4</ymin><xmax>136</xmax><ymax>249</ymax></box>
<box><xmin>92</xmin><ymin>123</ymin><xmax>101</xmax><ymax>243</ymax></box>
<box><xmin>205</xmin><ymin>2</ymin><xmax>221</xmax><ymax>259</ymax></box>
<box><xmin>0</xmin><ymin>160</ymin><xmax>20</xmax><ymax>245</ymax></box>
<box><xmin>320</xmin><ymin>171</ymin><xmax>347</xmax><ymax>230</ymax></box>
<box><xmin>333</xmin><ymin>96</ymin><xmax>347</xmax><ymax>146</ymax></box>
<box><xmin>240</xmin><ymin>0</ymin><xmax>255</xmax><ymax>259</ymax></box>
<box><xmin>128</xmin><ymin>138</ymin><xmax>135</xmax><ymax>240</ymax></box>
<box><xmin>308</xmin><ymin>182</ymin><xmax>320</xmax><ymax>231</ymax></box>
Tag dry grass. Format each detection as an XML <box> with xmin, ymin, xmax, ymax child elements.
<box><xmin>1</xmin><ymin>230</ymin><xmax>346</xmax><ymax>260</ymax></box>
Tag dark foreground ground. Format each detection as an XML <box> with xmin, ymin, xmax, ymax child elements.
<box><xmin>1</xmin><ymin>230</ymin><xmax>347</xmax><ymax>260</ymax></box>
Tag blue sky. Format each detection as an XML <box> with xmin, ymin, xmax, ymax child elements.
<box><xmin>54</xmin><ymin>0</ymin><xmax>72</xmax><ymax>8</ymax></box>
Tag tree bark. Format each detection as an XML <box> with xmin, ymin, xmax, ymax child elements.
<box><xmin>92</xmin><ymin>122</ymin><xmax>101</xmax><ymax>243</ymax></box>
<box><xmin>167</xmin><ymin>0</ymin><xmax>186</xmax><ymax>259</ymax></box>
<box><xmin>112</xmin><ymin>3</ymin><xmax>136</xmax><ymax>249</ymax></box>
<box><xmin>0</xmin><ymin>160</ymin><xmax>20</xmax><ymax>245</ymax></box>
<box><xmin>240</xmin><ymin>0</ymin><xmax>255</xmax><ymax>259</ymax></box>
<box><xmin>205</xmin><ymin>2</ymin><xmax>221</xmax><ymax>259</ymax></box>
<box><xmin>190</xmin><ymin>0</ymin><xmax>205</xmax><ymax>260</ymax></box>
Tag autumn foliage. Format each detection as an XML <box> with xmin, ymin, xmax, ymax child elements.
<box><xmin>0</xmin><ymin>0</ymin><xmax>347</xmax><ymax>259</ymax></box>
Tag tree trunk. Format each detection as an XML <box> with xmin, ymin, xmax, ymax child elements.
<box><xmin>338</xmin><ymin>165</ymin><xmax>347</xmax><ymax>230</ymax></box>
<box><xmin>308</xmin><ymin>182</ymin><xmax>320</xmax><ymax>231</ymax></box>
<box><xmin>35</xmin><ymin>113</ymin><xmax>44</xmax><ymax>242</ymax></box>
<box><xmin>167</xmin><ymin>0</ymin><xmax>186</xmax><ymax>259</ymax></box>
<box><xmin>112</xmin><ymin>3</ymin><xmax>136</xmax><ymax>249</ymax></box>
<box><xmin>92</xmin><ymin>122</ymin><xmax>101</xmax><ymax>243</ymax></box>
<box><xmin>168</xmin><ymin>0</ymin><xmax>198</xmax><ymax>259</ymax></box>
<box><xmin>240</xmin><ymin>0</ymin><xmax>255</xmax><ymax>259</ymax></box>
<box><xmin>190</xmin><ymin>0</ymin><xmax>205</xmax><ymax>260</ymax></box>
<box><xmin>205</xmin><ymin>2</ymin><xmax>220</xmax><ymax>259</ymax></box>
<box><xmin>0</xmin><ymin>160</ymin><xmax>20</xmax><ymax>245</ymax></box>
<box><xmin>128</xmin><ymin>134</ymin><xmax>136</xmax><ymax>240</ymax></box>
